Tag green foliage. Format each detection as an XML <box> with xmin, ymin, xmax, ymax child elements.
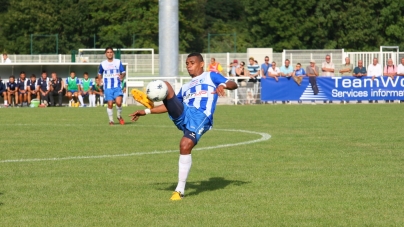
<box><xmin>0</xmin><ymin>0</ymin><xmax>404</xmax><ymax>53</ymax></box>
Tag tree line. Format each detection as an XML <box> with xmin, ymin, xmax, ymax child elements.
<box><xmin>0</xmin><ymin>0</ymin><xmax>403</xmax><ymax>54</ymax></box>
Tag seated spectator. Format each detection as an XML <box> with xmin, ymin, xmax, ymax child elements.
<box><xmin>306</xmin><ymin>60</ymin><xmax>319</xmax><ymax>104</ymax></box>
<box><xmin>6</xmin><ymin>75</ymin><xmax>17</xmax><ymax>107</ymax></box>
<box><xmin>292</xmin><ymin>63</ymin><xmax>306</xmax><ymax>86</ymax></box>
<box><xmin>368</xmin><ymin>58</ymin><xmax>382</xmax><ymax>103</ymax></box>
<box><xmin>92</xmin><ymin>76</ymin><xmax>104</xmax><ymax>106</ymax></box>
<box><xmin>207</xmin><ymin>58</ymin><xmax>224</xmax><ymax>76</ymax></box>
<box><xmin>78</xmin><ymin>72</ymin><xmax>93</xmax><ymax>107</ymax></box>
<box><xmin>27</xmin><ymin>74</ymin><xmax>39</xmax><ymax>106</ymax></box>
<box><xmin>384</xmin><ymin>58</ymin><xmax>396</xmax><ymax>103</ymax></box>
<box><xmin>49</xmin><ymin>72</ymin><xmax>64</xmax><ymax>107</ymax></box>
<box><xmin>339</xmin><ymin>57</ymin><xmax>353</xmax><ymax>76</ymax></box>
<box><xmin>36</xmin><ymin>71</ymin><xmax>50</xmax><ymax>106</ymax></box>
<box><xmin>65</xmin><ymin>71</ymin><xmax>80</xmax><ymax>107</ymax></box>
<box><xmin>3</xmin><ymin>53</ymin><xmax>11</xmax><ymax>63</ymax></box>
<box><xmin>280</xmin><ymin>59</ymin><xmax>293</xmax><ymax>78</ymax></box>
<box><xmin>16</xmin><ymin>71</ymin><xmax>27</xmax><ymax>107</ymax></box>
<box><xmin>0</xmin><ymin>77</ymin><xmax>7</xmax><ymax>105</ymax></box>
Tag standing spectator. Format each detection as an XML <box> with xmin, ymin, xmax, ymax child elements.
<box><xmin>230</xmin><ymin>59</ymin><xmax>238</xmax><ymax>77</ymax></box>
<box><xmin>339</xmin><ymin>57</ymin><xmax>353</xmax><ymax>76</ymax></box>
<box><xmin>207</xmin><ymin>58</ymin><xmax>224</xmax><ymax>76</ymax></box>
<box><xmin>397</xmin><ymin>57</ymin><xmax>404</xmax><ymax>103</ymax></box>
<box><xmin>49</xmin><ymin>72</ymin><xmax>64</xmax><ymax>107</ymax></box>
<box><xmin>0</xmin><ymin>77</ymin><xmax>7</xmax><ymax>106</ymax></box>
<box><xmin>78</xmin><ymin>72</ymin><xmax>93</xmax><ymax>107</ymax></box>
<box><xmin>353</xmin><ymin>60</ymin><xmax>367</xmax><ymax>103</ymax></box>
<box><xmin>92</xmin><ymin>76</ymin><xmax>104</xmax><ymax>106</ymax></box>
<box><xmin>306</xmin><ymin>60</ymin><xmax>319</xmax><ymax>104</ymax></box>
<box><xmin>322</xmin><ymin>55</ymin><xmax>335</xmax><ymax>103</ymax></box>
<box><xmin>36</xmin><ymin>71</ymin><xmax>50</xmax><ymax>106</ymax></box>
<box><xmin>6</xmin><ymin>75</ymin><xmax>17</xmax><ymax>107</ymax></box>
<box><xmin>353</xmin><ymin>60</ymin><xmax>367</xmax><ymax>77</ymax></box>
<box><xmin>3</xmin><ymin>53</ymin><xmax>11</xmax><ymax>63</ymax></box>
<box><xmin>247</xmin><ymin>57</ymin><xmax>260</xmax><ymax>104</ymax></box>
<box><xmin>368</xmin><ymin>58</ymin><xmax>382</xmax><ymax>103</ymax></box>
<box><xmin>267</xmin><ymin>61</ymin><xmax>280</xmax><ymax>82</ymax></box>
<box><xmin>27</xmin><ymin>74</ymin><xmax>39</xmax><ymax>106</ymax></box>
<box><xmin>236</xmin><ymin>61</ymin><xmax>247</xmax><ymax>104</ymax></box>
<box><xmin>16</xmin><ymin>71</ymin><xmax>27</xmax><ymax>107</ymax></box>
<box><xmin>260</xmin><ymin>56</ymin><xmax>271</xmax><ymax>79</ymax></box>
<box><xmin>292</xmin><ymin>63</ymin><xmax>306</xmax><ymax>103</ymax></box>
<box><xmin>383</xmin><ymin>58</ymin><xmax>396</xmax><ymax>103</ymax></box>
<box><xmin>65</xmin><ymin>71</ymin><xmax>80</xmax><ymax>107</ymax></box>
<box><xmin>280</xmin><ymin>59</ymin><xmax>294</xmax><ymax>78</ymax></box>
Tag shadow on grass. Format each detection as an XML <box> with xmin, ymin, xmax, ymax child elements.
<box><xmin>156</xmin><ymin>177</ymin><xmax>249</xmax><ymax>197</ymax></box>
<box><xmin>0</xmin><ymin>192</ymin><xmax>3</xmax><ymax>206</ymax></box>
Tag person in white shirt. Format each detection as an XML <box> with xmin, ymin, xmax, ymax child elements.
<box><xmin>368</xmin><ymin>58</ymin><xmax>382</xmax><ymax>80</ymax></box>
<box><xmin>3</xmin><ymin>53</ymin><xmax>11</xmax><ymax>63</ymax></box>
<box><xmin>267</xmin><ymin>61</ymin><xmax>281</xmax><ymax>82</ymax></box>
<box><xmin>321</xmin><ymin>55</ymin><xmax>335</xmax><ymax>76</ymax></box>
<box><xmin>396</xmin><ymin>57</ymin><xmax>404</xmax><ymax>103</ymax></box>
<box><xmin>367</xmin><ymin>58</ymin><xmax>382</xmax><ymax>103</ymax></box>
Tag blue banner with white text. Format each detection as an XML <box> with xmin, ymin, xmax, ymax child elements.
<box><xmin>261</xmin><ymin>76</ymin><xmax>404</xmax><ymax>101</ymax></box>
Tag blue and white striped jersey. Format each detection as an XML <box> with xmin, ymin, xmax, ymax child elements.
<box><xmin>177</xmin><ymin>72</ymin><xmax>228</xmax><ymax>122</ymax></box>
<box><xmin>98</xmin><ymin>59</ymin><xmax>125</xmax><ymax>89</ymax></box>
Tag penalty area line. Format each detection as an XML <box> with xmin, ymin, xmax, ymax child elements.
<box><xmin>0</xmin><ymin>129</ymin><xmax>271</xmax><ymax>163</ymax></box>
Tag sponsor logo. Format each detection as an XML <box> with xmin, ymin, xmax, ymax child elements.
<box><xmin>183</xmin><ymin>90</ymin><xmax>208</xmax><ymax>100</ymax></box>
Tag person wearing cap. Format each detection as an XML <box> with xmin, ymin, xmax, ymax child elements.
<box><xmin>306</xmin><ymin>60</ymin><xmax>319</xmax><ymax>104</ymax></box>
<box><xmin>230</xmin><ymin>59</ymin><xmax>238</xmax><ymax>77</ymax></box>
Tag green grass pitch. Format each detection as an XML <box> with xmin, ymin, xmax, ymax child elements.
<box><xmin>0</xmin><ymin>104</ymin><xmax>403</xmax><ymax>226</ymax></box>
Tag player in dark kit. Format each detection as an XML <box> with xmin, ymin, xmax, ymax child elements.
<box><xmin>16</xmin><ymin>72</ymin><xmax>27</xmax><ymax>107</ymax></box>
<box><xmin>27</xmin><ymin>74</ymin><xmax>39</xmax><ymax>106</ymax></box>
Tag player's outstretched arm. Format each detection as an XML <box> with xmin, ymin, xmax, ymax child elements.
<box><xmin>129</xmin><ymin>104</ymin><xmax>168</xmax><ymax>122</ymax></box>
<box><xmin>213</xmin><ymin>80</ymin><xmax>238</xmax><ymax>96</ymax></box>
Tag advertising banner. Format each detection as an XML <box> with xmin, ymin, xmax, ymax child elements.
<box><xmin>261</xmin><ymin>76</ymin><xmax>404</xmax><ymax>101</ymax></box>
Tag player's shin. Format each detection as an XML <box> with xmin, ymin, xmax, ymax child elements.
<box><xmin>175</xmin><ymin>154</ymin><xmax>192</xmax><ymax>195</ymax></box>
<box><xmin>107</xmin><ymin>108</ymin><xmax>114</xmax><ymax>122</ymax></box>
<box><xmin>78</xmin><ymin>95</ymin><xmax>84</xmax><ymax>106</ymax></box>
<box><xmin>116</xmin><ymin>105</ymin><xmax>122</xmax><ymax>118</ymax></box>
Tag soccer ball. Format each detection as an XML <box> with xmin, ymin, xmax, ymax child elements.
<box><xmin>146</xmin><ymin>80</ymin><xmax>168</xmax><ymax>102</ymax></box>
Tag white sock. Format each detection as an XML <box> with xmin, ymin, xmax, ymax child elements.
<box><xmin>116</xmin><ymin>106</ymin><xmax>122</xmax><ymax>118</ymax></box>
<box><xmin>90</xmin><ymin>94</ymin><xmax>95</xmax><ymax>106</ymax></box>
<box><xmin>123</xmin><ymin>93</ymin><xmax>127</xmax><ymax>105</ymax></box>
<box><xmin>175</xmin><ymin>154</ymin><xmax>192</xmax><ymax>195</ymax></box>
<box><xmin>107</xmin><ymin>108</ymin><xmax>113</xmax><ymax>122</ymax></box>
<box><xmin>100</xmin><ymin>96</ymin><xmax>104</xmax><ymax>105</ymax></box>
<box><xmin>78</xmin><ymin>95</ymin><xmax>84</xmax><ymax>105</ymax></box>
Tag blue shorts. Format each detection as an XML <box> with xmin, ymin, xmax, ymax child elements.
<box><xmin>80</xmin><ymin>91</ymin><xmax>90</xmax><ymax>97</ymax></box>
<box><xmin>68</xmin><ymin>90</ymin><xmax>78</xmax><ymax>94</ymax></box>
<box><xmin>171</xmin><ymin>104</ymin><xmax>212</xmax><ymax>144</ymax></box>
<box><xmin>104</xmin><ymin>87</ymin><xmax>123</xmax><ymax>101</ymax></box>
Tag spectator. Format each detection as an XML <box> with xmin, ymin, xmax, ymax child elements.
<box><xmin>339</xmin><ymin>57</ymin><xmax>353</xmax><ymax>76</ymax></box>
<box><xmin>27</xmin><ymin>74</ymin><xmax>39</xmax><ymax>106</ymax></box>
<box><xmin>397</xmin><ymin>57</ymin><xmax>404</xmax><ymax>103</ymax></box>
<box><xmin>78</xmin><ymin>72</ymin><xmax>93</xmax><ymax>107</ymax></box>
<box><xmin>65</xmin><ymin>71</ymin><xmax>80</xmax><ymax>107</ymax></box>
<box><xmin>230</xmin><ymin>59</ymin><xmax>238</xmax><ymax>77</ymax></box>
<box><xmin>247</xmin><ymin>57</ymin><xmax>260</xmax><ymax>104</ymax></box>
<box><xmin>353</xmin><ymin>60</ymin><xmax>367</xmax><ymax>77</ymax></box>
<box><xmin>16</xmin><ymin>71</ymin><xmax>27</xmax><ymax>107</ymax></box>
<box><xmin>368</xmin><ymin>58</ymin><xmax>382</xmax><ymax>103</ymax></box>
<box><xmin>36</xmin><ymin>71</ymin><xmax>50</xmax><ymax>106</ymax></box>
<box><xmin>6</xmin><ymin>75</ymin><xmax>17</xmax><ymax>107</ymax></box>
<box><xmin>322</xmin><ymin>55</ymin><xmax>335</xmax><ymax>103</ymax></box>
<box><xmin>267</xmin><ymin>61</ymin><xmax>280</xmax><ymax>82</ymax></box>
<box><xmin>292</xmin><ymin>63</ymin><xmax>306</xmax><ymax>103</ymax></box>
<box><xmin>92</xmin><ymin>76</ymin><xmax>104</xmax><ymax>106</ymax></box>
<box><xmin>207</xmin><ymin>58</ymin><xmax>224</xmax><ymax>75</ymax></box>
<box><xmin>306</xmin><ymin>60</ymin><xmax>319</xmax><ymax>104</ymax></box>
<box><xmin>0</xmin><ymin>77</ymin><xmax>7</xmax><ymax>106</ymax></box>
<box><xmin>49</xmin><ymin>72</ymin><xmax>64</xmax><ymax>107</ymax></box>
<box><xmin>383</xmin><ymin>58</ymin><xmax>396</xmax><ymax>103</ymax></box>
<box><xmin>260</xmin><ymin>56</ymin><xmax>271</xmax><ymax>79</ymax></box>
<box><xmin>353</xmin><ymin>60</ymin><xmax>367</xmax><ymax>103</ymax></box>
<box><xmin>3</xmin><ymin>53</ymin><xmax>11</xmax><ymax>63</ymax></box>
<box><xmin>280</xmin><ymin>59</ymin><xmax>294</xmax><ymax>78</ymax></box>
<box><xmin>236</xmin><ymin>61</ymin><xmax>247</xmax><ymax>104</ymax></box>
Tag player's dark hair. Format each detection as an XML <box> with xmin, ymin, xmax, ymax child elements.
<box><xmin>9</xmin><ymin>75</ymin><xmax>14</xmax><ymax>79</ymax></box>
<box><xmin>84</xmin><ymin>72</ymin><xmax>88</xmax><ymax>75</ymax></box>
<box><xmin>42</xmin><ymin>70</ymin><xmax>47</xmax><ymax>74</ymax></box>
<box><xmin>105</xmin><ymin>47</ymin><xmax>114</xmax><ymax>53</ymax></box>
<box><xmin>70</xmin><ymin>71</ymin><xmax>75</xmax><ymax>74</ymax></box>
<box><xmin>20</xmin><ymin>71</ymin><xmax>25</xmax><ymax>75</ymax></box>
<box><xmin>31</xmin><ymin>74</ymin><xmax>36</xmax><ymax>78</ymax></box>
<box><xmin>187</xmin><ymin>52</ymin><xmax>204</xmax><ymax>62</ymax></box>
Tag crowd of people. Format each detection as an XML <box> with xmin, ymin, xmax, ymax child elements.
<box><xmin>205</xmin><ymin>55</ymin><xmax>404</xmax><ymax>104</ymax></box>
<box><xmin>0</xmin><ymin>70</ymin><xmax>128</xmax><ymax>108</ymax></box>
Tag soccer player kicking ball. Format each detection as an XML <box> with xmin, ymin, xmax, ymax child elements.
<box><xmin>98</xmin><ymin>47</ymin><xmax>126</xmax><ymax>125</ymax></box>
<box><xmin>129</xmin><ymin>53</ymin><xmax>238</xmax><ymax>200</ymax></box>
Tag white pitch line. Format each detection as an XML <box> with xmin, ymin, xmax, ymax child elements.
<box><xmin>0</xmin><ymin>129</ymin><xmax>271</xmax><ymax>163</ymax></box>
